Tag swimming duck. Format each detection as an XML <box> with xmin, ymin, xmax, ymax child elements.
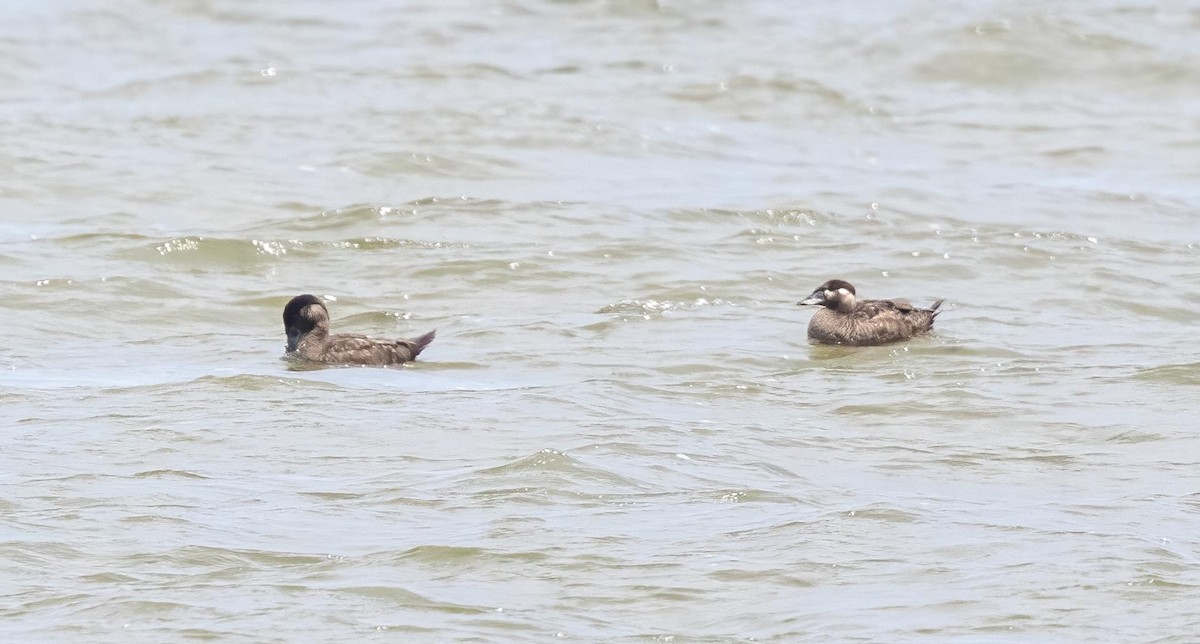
<box><xmin>797</xmin><ymin>279</ymin><xmax>943</xmax><ymax>346</ymax></box>
<box><xmin>282</xmin><ymin>294</ymin><xmax>435</xmax><ymax>365</ymax></box>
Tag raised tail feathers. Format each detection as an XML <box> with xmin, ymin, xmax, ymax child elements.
<box><xmin>408</xmin><ymin>329</ymin><xmax>437</xmax><ymax>358</ymax></box>
<box><xmin>928</xmin><ymin>299</ymin><xmax>945</xmax><ymax>319</ymax></box>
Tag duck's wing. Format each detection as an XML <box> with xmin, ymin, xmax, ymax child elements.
<box><xmin>856</xmin><ymin>298</ymin><xmax>914</xmax><ymax>317</ymax></box>
<box><xmin>323</xmin><ymin>330</ymin><xmax>436</xmax><ymax>365</ymax></box>
<box><xmin>320</xmin><ymin>334</ymin><xmax>387</xmax><ymax>364</ymax></box>
<box><xmin>859</xmin><ymin>297</ymin><xmax>943</xmax><ymax>317</ymax></box>
<box><xmin>841</xmin><ymin>298</ymin><xmax>940</xmax><ymax>344</ymax></box>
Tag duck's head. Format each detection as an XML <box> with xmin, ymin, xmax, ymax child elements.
<box><xmin>283</xmin><ymin>294</ymin><xmax>330</xmax><ymax>351</ymax></box>
<box><xmin>798</xmin><ymin>279</ymin><xmax>857</xmax><ymax>313</ymax></box>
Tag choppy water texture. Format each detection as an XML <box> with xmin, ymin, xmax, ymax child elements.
<box><xmin>2</xmin><ymin>1</ymin><xmax>1199</xmax><ymax>641</ymax></box>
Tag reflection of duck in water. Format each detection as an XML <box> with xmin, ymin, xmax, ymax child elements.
<box><xmin>282</xmin><ymin>294</ymin><xmax>435</xmax><ymax>365</ymax></box>
<box><xmin>798</xmin><ymin>280</ymin><xmax>943</xmax><ymax>346</ymax></box>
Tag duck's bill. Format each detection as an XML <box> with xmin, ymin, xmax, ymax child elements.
<box><xmin>798</xmin><ymin>293</ymin><xmax>824</xmax><ymax>306</ymax></box>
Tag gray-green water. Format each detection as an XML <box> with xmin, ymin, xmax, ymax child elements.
<box><xmin>3</xmin><ymin>1</ymin><xmax>1199</xmax><ymax>641</ymax></box>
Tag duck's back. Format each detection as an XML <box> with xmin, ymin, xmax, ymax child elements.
<box><xmin>316</xmin><ymin>330</ymin><xmax>436</xmax><ymax>365</ymax></box>
<box><xmin>808</xmin><ymin>298</ymin><xmax>942</xmax><ymax>346</ymax></box>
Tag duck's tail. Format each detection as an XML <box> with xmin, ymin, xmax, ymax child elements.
<box><xmin>927</xmin><ymin>299</ymin><xmax>945</xmax><ymax>325</ymax></box>
<box><xmin>409</xmin><ymin>329</ymin><xmax>437</xmax><ymax>358</ymax></box>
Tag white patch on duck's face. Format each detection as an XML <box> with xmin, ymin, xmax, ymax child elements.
<box><xmin>302</xmin><ymin>304</ymin><xmax>326</xmax><ymax>324</ymax></box>
<box><xmin>829</xmin><ymin>287</ymin><xmax>856</xmax><ymax>312</ymax></box>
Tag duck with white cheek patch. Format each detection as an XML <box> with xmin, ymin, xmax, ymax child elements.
<box><xmin>282</xmin><ymin>294</ymin><xmax>435</xmax><ymax>366</ymax></box>
<box><xmin>797</xmin><ymin>279</ymin><xmax>943</xmax><ymax>346</ymax></box>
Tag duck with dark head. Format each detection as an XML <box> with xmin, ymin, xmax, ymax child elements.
<box><xmin>798</xmin><ymin>279</ymin><xmax>943</xmax><ymax>346</ymax></box>
<box><xmin>282</xmin><ymin>294</ymin><xmax>435</xmax><ymax>366</ymax></box>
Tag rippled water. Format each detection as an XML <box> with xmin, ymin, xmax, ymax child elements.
<box><xmin>3</xmin><ymin>1</ymin><xmax>1199</xmax><ymax>641</ymax></box>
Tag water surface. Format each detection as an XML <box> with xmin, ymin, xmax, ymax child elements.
<box><xmin>2</xmin><ymin>1</ymin><xmax>1199</xmax><ymax>641</ymax></box>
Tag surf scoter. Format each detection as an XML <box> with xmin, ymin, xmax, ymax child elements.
<box><xmin>282</xmin><ymin>294</ymin><xmax>435</xmax><ymax>365</ymax></box>
<box><xmin>797</xmin><ymin>279</ymin><xmax>943</xmax><ymax>346</ymax></box>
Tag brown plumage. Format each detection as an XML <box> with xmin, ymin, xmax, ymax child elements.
<box><xmin>797</xmin><ymin>279</ymin><xmax>943</xmax><ymax>346</ymax></box>
<box><xmin>282</xmin><ymin>294</ymin><xmax>435</xmax><ymax>366</ymax></box>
